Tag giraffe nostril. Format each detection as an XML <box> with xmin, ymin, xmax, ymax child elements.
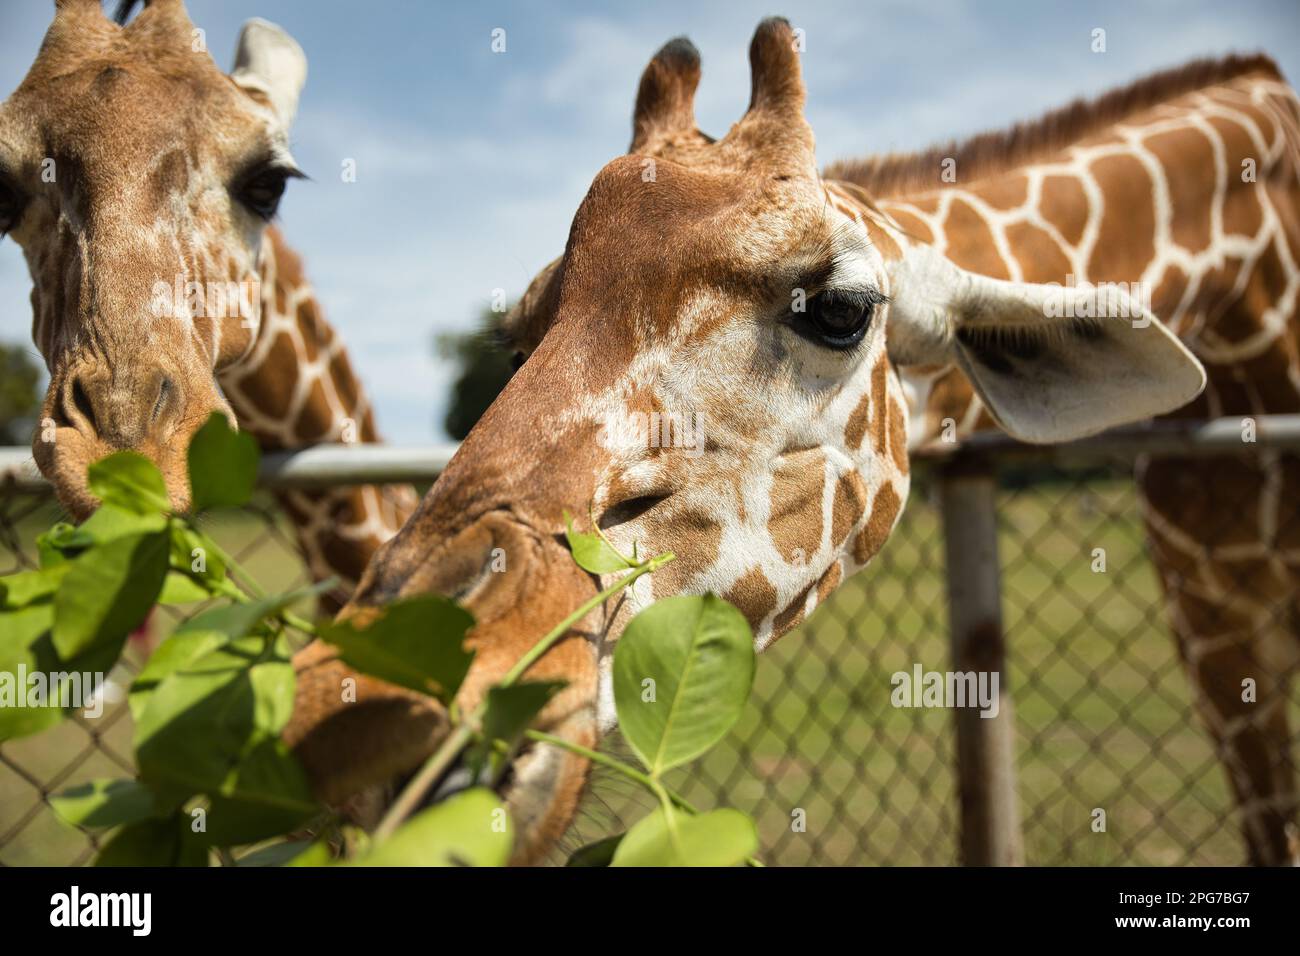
<box><xmin>152</xmin><ymin>376</ymin><xmax>173</xmax><ymax>422</ymax></box>
<box><xmin>66</xmin><ymin>375</ymin><xmax>97</xmax><ymax>433</ymax></box>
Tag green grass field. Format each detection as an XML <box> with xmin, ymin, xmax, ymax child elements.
<box><xmin>1</xmin><ymin>474</ymin><xmax>1291</xmax><ymax>866</ymax></box>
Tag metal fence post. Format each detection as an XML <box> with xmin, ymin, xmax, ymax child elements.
<box><xmin>938</xmin><ymin>456</ymin><xmax>1024</xmax><ymax>866</ymax></box>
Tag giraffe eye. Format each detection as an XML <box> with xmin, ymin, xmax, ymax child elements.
<box><xmin>0</xmin><ymin>180</ymin><xmax>22</xmax><ymax>235</ymax></box>
<box><xmin>235</xmin><ymin>166</ymin><xmax>295</xmax><ymax>221</ymax></box>
<box><xmin>798</xmin><ymin>288</ymin><xmax>886</xmax><ymax>350</ymax></box>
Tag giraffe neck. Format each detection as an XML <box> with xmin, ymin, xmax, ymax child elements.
<box><xmin>830</xmin><ymin>66</ymin><xmax>1300</xmax><ymax>443</ymax></box>
<box><xmin>218</xmin><ymin>228</ymin><xmax>416</xmax><ymax>609</ymax></box>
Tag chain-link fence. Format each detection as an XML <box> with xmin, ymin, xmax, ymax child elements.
<box><xmin>2</xmin><ymin>419</ymin><xmax>1298</xmax><ymax>866</ymax></box>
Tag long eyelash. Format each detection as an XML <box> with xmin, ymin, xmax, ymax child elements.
<box><xmin>820</xmin><ymin>286</ymin><xmax>891</xmax><ymax>311</ymax></box>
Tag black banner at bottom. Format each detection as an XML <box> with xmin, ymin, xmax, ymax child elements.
<box><xmin>0</xmin><ymin>865</ymin><xmax>1289</xmax><ymax>941</ymax></box>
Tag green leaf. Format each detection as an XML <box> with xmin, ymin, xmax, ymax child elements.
<box><xmin>202</xmin><ymin>737</ymin><xmax>318</xmax><ymax>846</ymax></box>
<box><xmin>566</xmin><ymin>834</ymin><xmax>623</xmax><ymax>867</ymax></box>
<box><xmin>168</xmin><ymin>523</ymin><xmax>227</xmax><ymax>587</ymax></box>
<box><xmin>0</xmin><ymin>565</ymin><xmax>67</xmax><ymax>608</ymax></box>
<box><xmin>611</xmin><ymin>806</ymin><xmax>757</xmax><ymax>867</ymax></box>
<box><xmin>52</xmin><ymin>530</ymin><xmax>169</xmax><ymax>659</ymax></box>
<box><xmin>79</xmin><ymin>503</ymin><xmax>168</xmax><ymax>543</ymax></box>
<box><xmin>135</xmin><ymin>583</ymin><xmax>329</xmax><ymax>696</ymax></box>
<box><xmin>188</xmin><ymin>412</ymin><xmax>259</xmax><ymax>510</ymax></box>
<box><xmin>1</xmin><ymin>601</ymin><xmax>54</xmax><ymax>646</ymax></box>
<box><xmin>349</xmin><ymin>789</ymin><xmax>511</xmax><ymax>867</ymax></box>
<box><xmin>285</xmin><ymin>840</ymin><xmax>336</xmax><ymax>867</ymax></box>
<box><xmin>614</xmin><ymin>593</ymin><xmax>755</xmax><ymax>775</ymax></box>
<box><xmin>321</xmin><ymin>594</ymin><xmax>474</xmax><ymax>704</ymax></box>
<box><xmin>87</xmin><ymin>451</ymin><xmax>170</xmax><ymax>515</ymax></box>
<box><xmin>134</xmin><ymin>632</ymin><xmax>298</xmax><ymax>802</ymax></box>
<box><xmin>236</xmin><ymin>839</ymin><xmax>318</xmax><ymax>867</ymax></box>
<box><xmin>467</xmin><ymin>681</ymin><xmax>564</xmax><ymax>783</ymax></box>
<box><xmin>0</xmin><ymin>622</ymin><xmax>126</xmax><ymax>742</ymax></box>
<box><xmin>129</xmin><ymin>628</ymin><xmax>228</xmax><ymax>721</ymax></box>
<box><xmin>50</xmin><ymin>779</ymin><xmax>157</xmax><ymax>829</ymax></box>
<box><xmin>564</xmin><ymin>510</ymin><xmax>634</xmax><ymax>574</ymax></box>
<box><xmin>94</xmin><ymin>815</ymin><xmax>209</xmax><ymax>867</ymax></box>
<box><xmin>157</xmin><ymin>571</ymin><xmax>213</xmax><ymax>605</ymax></box>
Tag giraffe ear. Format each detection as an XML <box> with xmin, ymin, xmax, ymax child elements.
<box><xmin>231</xmin><ymin>18</ymin><xmax>307</xmax><ymax>126</ymax></box>
<box><xmin>886</xmin><ymin>246</ymin><xmax>1206</xmax><ymax>443</ymax></box>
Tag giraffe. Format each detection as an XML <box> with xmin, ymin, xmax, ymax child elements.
<box><xmin>282</xmin><ymin>19</ymin><xmax>1215</xmax><ymax>865</ymax></box>
<box><xmin>0</xmin><ymin>0</ymin><xmax>415</xmax><ymax>609</ymax></box>
<box><xmin>821</xmin><ymin>53</ymin><xmax>1300</xmax><ymax>866</ymax></box>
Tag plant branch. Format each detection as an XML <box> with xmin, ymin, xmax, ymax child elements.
<box><xmin>371</xmin><ymin>551</ymin><xmax>676</xmax><ymax>843</ymax></box>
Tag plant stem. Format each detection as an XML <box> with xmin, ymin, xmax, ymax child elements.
<box><xmin>371</xmin><ymin>551</ymin><xmax>676</xmax><ymax>842</ymax></box>
<box><xmin>523</xmin><ymin>729</ymin><xmax>697</xmax><ymax>813</ymax></box>
<box><xmin>201</xmin><ymin>532</ymin><xmax>266</xmax><ymax>600</ymax></box>
<box><xmin>498</xmin><ymin>551</ymin><xmax>674</xmax><ymax>689</ymax></box>
<box><xmin>371</xmin><ymin>723</ymin><xmax>474</xmax><ymax>844</ymax></box>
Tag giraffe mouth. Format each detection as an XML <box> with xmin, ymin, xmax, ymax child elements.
<box><xmin>352</xmin><ymin>710</ymin><xmax>592</xmax><ymax>866</ymax></box>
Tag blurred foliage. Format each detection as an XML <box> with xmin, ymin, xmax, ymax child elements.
<box><xmin>434</xmin><ymin>309</ymin><xmax>516</xmax><ymax>441</ymax></box>
<box><xmin>0</xmin><ymin>342</ymin><xmax>42</xmax><ymax>446</ymax></box>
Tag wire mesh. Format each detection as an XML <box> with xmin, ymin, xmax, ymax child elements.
<box><xmin>1</xmin><ymin>444</ymin><xmax>1297</xmax><ymax>866</ymax></box>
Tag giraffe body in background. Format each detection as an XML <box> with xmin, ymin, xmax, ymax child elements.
<box><xmin>222</xmin><ymin>228</ymin><xmax>416</xmax><ymax>603</ymax></box>
<box><xmin>824</xmin><ymin>58</ymin><xmax>1300</xmax><ymax>864</ymax></box>
<box><xmin>0</xmin><ymin>0</ymin><xmax>414</xmax><ymax>610</ymax></box>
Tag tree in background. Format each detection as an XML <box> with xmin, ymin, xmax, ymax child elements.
<box><xmin>435</xmin><ymin>308</ymin><xmax>516</xmax><ymax>441</ymax></box>
<box><xmin>0</xmin><ymin>343</ymin><xmax>41</xmax><ymax>445</ymax></box>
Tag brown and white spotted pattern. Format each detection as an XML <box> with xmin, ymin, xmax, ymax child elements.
<box><xmin>220</xmin><ymin>230</ymin><xmax>416</xmax><ymax>604</ymax></box>
<box><xmin>824</xmin><ymin>64</ymin><xmax>1300</xmax><ymax>865</ymax></box>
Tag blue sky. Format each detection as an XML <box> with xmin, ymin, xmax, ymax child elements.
<box><xmin>2</xmin><ymin>0</ymin><xmax>1298</xmax><ymax>442</ymax></box>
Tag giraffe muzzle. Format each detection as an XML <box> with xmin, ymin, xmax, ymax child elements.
<box><xmin>285</xmin><ymin>506</ymin><xmax>603</xmax><ymax>864</ymax></box>
<box><xmin>33</xmin><ymin>352</ymin><xmax>235</xmax><ymax>520</ymax></box>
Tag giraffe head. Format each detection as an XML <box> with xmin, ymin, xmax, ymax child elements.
<box><xmin>0</xmin><ymin>0</ymin><xmax>307</xmax><ymax>517</ymax></box>
<box><xmin>287</xmin><ymin>18</ymin><xmax>1205</xmax><ymax>863</ymax></box>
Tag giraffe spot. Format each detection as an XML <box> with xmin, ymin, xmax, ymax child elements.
<box><xmin>240</xmin><ymin>331</ymin><xmax>299</xmax><ymax>420</ymax></box>
<box><xmin>772</xmin><ymin>584</ymin><xmax>813</xmax><ymax>637</ymax></box>
<box><xmin>1246</xmin><ymin>346</ymin><xmax>1300</xmax><ymax>415</ymax></box>
<box><xmin>943</xmin><ymin>198</ymin><xmax>1012</xmax><ymax>279</ymax></box>
<box><xmin>881</xmin><ymin>205</ymin><xmax>934</xmax><ymax>244</ymax></box>
<box><xmin>330</xmin><ymin>352</ymin><xmax>361</xmax><ymax>413</ymax></box>
<box><xmin>869</xmin><ymin>359</ymin><xmax>889</xmax><ymax>456</ymax></box>
<box><xmin>1144</xmin><ymin>127</ymin><xmax>1214</xmax><ymax>254</ymax></box>
<box><xmin>888</xmin><ymin>396</ymin><xmax>910</xmax><ymax>474</ymax></box>
<box><xmin>863</xmin><ymin>219</ymin><xmax>901</xmax><ymax>260</ymax></box>
<box><xmin>723</xmin><ymin>567</ymin><xmax>778</xmax><ymax>623</ymax></box>
<box><xmin>295</xmin><ymin>379</ymin><xmax>334</xmax><ymax>442</ymax></box>
<box><xmin>299</xmin><ymin>300</ymin><xmax>329</xmax><ymax>363</ymax></box>
<box><xmin>924</xmin><ymin>368</ymin><xmax>978</xmax><ymax>442</ymax></box>
<box><xmin>649</xmin><ymin>511</ymin><xmax>723</xmax><ymax>600</ymax></box>
<box><xmin>1208</xmin><ymin>91</ymin><xmax>1278</xmax><ymax>150</ymax></box>
<box><xmin>853</xmin><ymin>482</ymin><xmax>903</xmax><ymax>565</ymax></box>
<box><xmin>816</xmin><ymin>560</ymin><xmax>842</xmax><ymax>604</ymax></box>
<box><xmin>1140</xmin><ymin>456</ymin><xmax>1270</xmax><ymax>549</ymax></box>
<box><xmin>906</xmin><ymin>195</ymin><xmax>942</xmax><ymax>215</ymax></box>
<box><xmin>1194</xmin><ymin>256</ymin><xmax>1248</xmax><ymax>341</ymax></box>
<box><xmin>1006</xmin><ymin>221</ymin><xmax>1072</xmax><ymax>283</ymax></box>
<box><xmin>844</xmin><ymin>391</ymin><xmax>872</xmax><ymax>450</ymax></box>
<box><xmin>830</xmin><ymin>469</ymin><xmax>869</xmax><ymax>548</ymax></box>
<box><xmin>976</xmin><ymin>173</ymin><xmax>1028</xmax><ymax>211</ymax></box>
<box><xmin>1150</xmin><ymin>264</ymin><xmax>1190</xmax><ymax>329</ymax></box>
<box><xmin>767</xmin><ymin>449</ymin><xmax>826</xmax><ymax>565</ymax></box>
<box><xmin>274</xmin><ymin>279</ymin><xmax>288</xmax><ymax>315</ymax></box>
<box><xmin>1086</xmin><ymin>154</ymin><xmax>1156</xmax><ymax>278</ymax></box>
<box><xmin>1037</xmin><ymin>175</ymin><xmax>1088</xmax><ymax>248</ymax></box>
<box><xmin>322</xmin><ymin>529</ymin><xmax>380</xmax><ymax>585</ymax></box>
